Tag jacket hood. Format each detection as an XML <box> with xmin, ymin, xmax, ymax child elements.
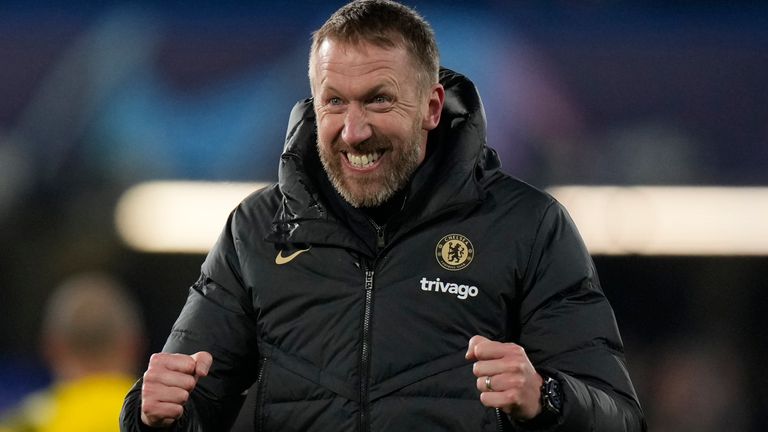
<box><xmin>268</xmin><ymin>68</ymin><xmax>501</xmax><ymax>247</ymax></box>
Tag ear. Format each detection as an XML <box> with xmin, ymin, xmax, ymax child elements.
<box><xmin>422</xmin><ymin>83</ymin><xmax>445</xmax><ymax>131</ymax></box>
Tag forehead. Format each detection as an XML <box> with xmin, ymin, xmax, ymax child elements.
<box><xmin>311</xmin><ymin>39</ymin><xmax>415</xmax><ymax>88</ymax></box>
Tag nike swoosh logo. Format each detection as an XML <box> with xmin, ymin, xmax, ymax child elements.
<box><xmin>275</xmin><ymin>247</ymin><xmax>311</xmax><ymax>265</ymax></box>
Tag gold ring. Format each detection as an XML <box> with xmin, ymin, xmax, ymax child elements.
<box><xmin>485</xmin><ymin>375</ymin><xmax>493</xmax><ymax>391</ymax></box>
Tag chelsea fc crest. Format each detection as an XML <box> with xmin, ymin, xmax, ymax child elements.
<box><xmin>435</xmin><ymin>234</ymin><xmax>475</xmax><ymax>271</ymax></box>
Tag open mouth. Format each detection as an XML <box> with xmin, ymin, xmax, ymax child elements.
<box><xmin>345</xmin><ymin>150</ymin><xmax>382</xmax><ymax>169</ymax></box>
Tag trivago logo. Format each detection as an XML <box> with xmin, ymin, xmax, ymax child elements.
<box><xmin>419</xmin><ymin>277</ymin><xmax>479</xmax><ymax>300</ymax></box>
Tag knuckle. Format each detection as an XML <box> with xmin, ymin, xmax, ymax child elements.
<box><xmin>501</xmin><ymin>390</ymin><xmax>520</xmax><ymax>406</ymax></box>
<box><xmin>179</xmin><ymin>358</ymin><xmax>197</xmax><ymax>375</ymax></box>
<box><xmin>505</xmin><ymin>375</ymin><xmax>524</xmax><ymax>389</ymax></box>
<box><xmin>500</xmin><ymin>359</ymin><xmax>521</xmax><ymax>375</ymax></box>
<box><xmin>497</xmin><ymin>375</ymin><xmax>511</xmax><ymax>390</ymax></box>
<box><xmin>471</xmin><ymin>362</ymin><xmax>480</xmax><ymax>375</ymax></box>
<box><xmin>183</xmin><ymin>375</ymin><xmax>197</xmax><ymax>390</ymax></box>
<box><xmin>505</xmin><ymin>345</ymin><xmax>525</xmax><ymax>359</ymax></box>
<box><xmin>480</xmin><ymin>391</ymin><xmax>500</xmax><ymax>408</ymax></box>
<box><xmin>474</xmin><ymin>343</ymin><xmax>487</xmax><ymax>357</ymax></box>
<box><xmin>506</xmin><ymin>359</ymin><xmax>525</xmax><ymax>374</ymax></box>
<box><xmin>172</xmin><ymin>404</ymin><xmax>184</xmax><ymax>418</ymax></box>
<box><xmin>472</xmin><ymin>347</ymin><xmax>482</xmax><ymax>359</ymax></box>
<box><xmin>141</xmin><ymin>402</ymin><xmax>158</xmax><ymax>417</ymax></box>
<box><xmin>476</xmin><ymin>377</ymin><xmax>484</xmax><ymax>389</ymax></box>
<box><xmin>141</xmin><ymin>379</ymin><xmax>154</xmax><ymax>395</ymax></box>
<box><xmin>143</xmin><ymin>369</ymin><xmax>164</xmax><ymax>384</ymax></box>
<box><xmin>142</xmin><ymin>369</ymin><xmax>155</xmax><ymax>382</ymax></box>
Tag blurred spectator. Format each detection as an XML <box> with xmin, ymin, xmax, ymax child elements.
<box><xmin>0</xmin><ymin>273</ymin><xmax>145</xmax><ymax>432</ymax></box>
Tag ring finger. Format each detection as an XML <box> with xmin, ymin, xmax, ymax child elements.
<box><xmin>476</xmin><ymin>374</ymin><xmax>501</xmax><ymax>393</ymax></box>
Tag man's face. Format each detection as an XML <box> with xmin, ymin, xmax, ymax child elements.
<box><xmin>310</xmin><ymin>39</ymin><xmax>442</xmax><ymax>208</ymax></box>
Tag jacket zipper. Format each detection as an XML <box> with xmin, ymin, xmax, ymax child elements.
<box><xmin>368</xmin><ymin>218</ymin><xmax>386</xmax><ymax>250</ymax></box>
<box><xmin>253</xmin><ymin>356</ymin><xmax>268</xmax><ymax>432</ymax></box>
<box><xmin>359</xmin><ymin>267</ymin><xmax>375</xmax><ymax>432</ymax></box>
<box><xmin>495</xmin><ymin>408</ymin><xmax>505</xmax><ymax>431</ymax></box>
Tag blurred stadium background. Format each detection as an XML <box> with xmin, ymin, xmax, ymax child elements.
<box><xmin>0</xmin><ymin>1</ymin><xmax>766</xmax><ymax>430</ymax></box>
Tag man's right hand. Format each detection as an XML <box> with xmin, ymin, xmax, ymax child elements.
<box><xmin>140</xmin><ymin>351</ymin><xmax>213</xmax><ymax>428</ymax></box>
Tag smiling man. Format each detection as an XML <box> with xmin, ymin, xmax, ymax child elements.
<box><xmin>120</xmin><ymin>1</ymin><xmax>646</xmax><ymax>431</ymax></box>
<box><xmin>311</xmin><ymin>35</ymin><xmax>442</xmax><ymax>208</ymax></box>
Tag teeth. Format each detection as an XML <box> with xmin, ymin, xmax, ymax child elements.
<box><xmin>347</xmin><ymin>151</ymin><xmax>380</xmax><ymax>168</ymax></box>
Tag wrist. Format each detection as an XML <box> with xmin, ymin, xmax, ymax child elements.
<box><xmin>139</xmin><ymin>409</ymin><xmax>178</xmax><ymax>431</ymax></box>
<box><xmin>510</xmin><ymin>372</ymin><xmax>563</xmax><ymax>429</ymax></box>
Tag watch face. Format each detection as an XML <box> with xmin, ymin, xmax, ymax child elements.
<box><xmin>544</xmin><ymin>377</ymin><xmax>562</xmax><ymax>413</ymax></box>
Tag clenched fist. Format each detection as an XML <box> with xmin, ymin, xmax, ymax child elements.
<box><xmin>140</xmin><ymin>351</ymin><xmax>213</xmax><ymax>428</ymax></box>
<box><xmin>466</xmin><ymin>335</ymin><xmax>543</xmax><ymax>421</ymax></box>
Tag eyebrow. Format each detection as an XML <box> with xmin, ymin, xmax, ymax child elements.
<box><xmin>362</xmin><ymin>84</ymin><xmax>393</xmax><ymax>100</ymax></box>
<box><xmin>321</xmin><ymin>83</ymin><xmax>394</xmax><ymax>100</ymax></box>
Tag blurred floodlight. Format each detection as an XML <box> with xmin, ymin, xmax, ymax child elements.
<box><xmin>117</xmin><ymin>183</ymin><xmax>768</xmax><ymax>255</ymax></box>
<box><xmin>548</xmin><ymin>186</ymin><xmax>768</xmax><ymax>255</ymax></box>
<box><xmin>115</xmin><ymin>181</ymin><xmax>268</xmax><ymax>253</ymax></box>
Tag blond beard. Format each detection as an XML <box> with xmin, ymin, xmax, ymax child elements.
<box><xmin>318</xmin><ymin>120</ymin><xmax>423</xmax><ymax>208</ymax></box>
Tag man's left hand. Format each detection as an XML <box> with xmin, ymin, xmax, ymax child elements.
<box><xmin>466</xmin><ymin>335</ymin><xmax>544</xmax><ymax>421</ymax></box>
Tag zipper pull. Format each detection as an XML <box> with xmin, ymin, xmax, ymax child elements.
<box><xmin>375</xmin><ymin>226</ymin><xmax>385</xmax><ymax>249</ymax></box>
<box><xmin>367</xmin><ymin>218</ymin><xmax>386</xmax><ymax>250</ymax></box>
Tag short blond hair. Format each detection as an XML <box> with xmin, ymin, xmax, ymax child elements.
<box><xmin>309</xmin><ymin>0</ymin><xmax>439</xmax><ymax>90</ymax></box>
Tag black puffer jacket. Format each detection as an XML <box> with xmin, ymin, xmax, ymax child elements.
<box><xmin>121</xmin><ymin>69</ymin><xmax>645</xmax><ymax>431</ymax></box>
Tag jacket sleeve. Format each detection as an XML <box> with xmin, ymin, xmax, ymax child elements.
<box><xmin>120</xmin><ymin>210</ymin><xmax>260</xmax><ymax>432</ymax></box>
<box><xmin>517</xmin><ymin>200</ymin><xmax>646</xmax><ymax>431</ymax></box>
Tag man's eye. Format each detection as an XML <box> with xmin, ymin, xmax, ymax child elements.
<box><xmin>370</xmin><ymin>95</ymin><xmax>390</xmax><ymax>104</ymax></box>
<box><xmin>328</xmin><ymin>97</ymin><xmax>343</xmax><ymax>106</ymax></box>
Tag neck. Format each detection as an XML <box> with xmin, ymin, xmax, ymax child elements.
<box><xmin>362</xmin><ymin>188</ymin><xmax>407</xmax><ymax>226</ymax></box>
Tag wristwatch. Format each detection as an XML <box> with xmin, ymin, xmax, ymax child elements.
<box><xmin>507</xmin><ymin>374</ymin><xmax>563</xmax><ymax>428</ymax></box>
<box><xmin>540</xmin><ymin>375</ymin><xmax>563</xmax><ymax>417</ymax></box>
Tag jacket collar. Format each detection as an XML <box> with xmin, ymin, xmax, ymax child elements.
<box><xmin>266</xmin><ymin>68</ymin><xmax>501</xmax><ymax>250</ymax></box>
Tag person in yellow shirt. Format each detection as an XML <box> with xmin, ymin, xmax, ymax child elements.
<box><xmin>0</xmin><ymin>272</ymin><xmax>145</xmax><ymax>432</ymax></box>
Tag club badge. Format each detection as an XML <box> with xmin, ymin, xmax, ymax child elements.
<box><xmin>435</xmin><ymin>234</ymin><xmax>474</xmax><ymax>271</ymax></box>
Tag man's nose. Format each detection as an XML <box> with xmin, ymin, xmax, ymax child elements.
<box><xmin>341</xmin><ymin>104</ymin><xmax>373</xmax><ymax>146</ymax></box>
